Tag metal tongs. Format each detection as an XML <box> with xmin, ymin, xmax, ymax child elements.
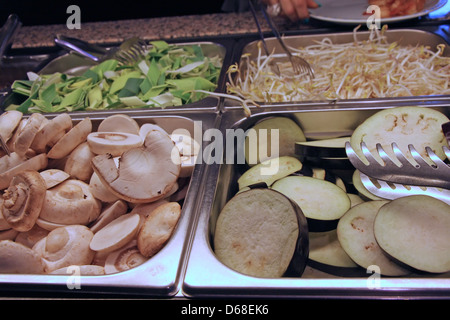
<box><xmin>248</xmin><ymin>0</ymin><xmax>314</xmax><ymax>78</ymax></box>
<box><xmin>345</xmin><ymin>141</ymin><xmax>450</xmax><ymax>205</ymax></box>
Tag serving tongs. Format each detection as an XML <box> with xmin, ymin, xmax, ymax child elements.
<box><xmin>248</xmin><ymin>0</ymin><xmax>314</xmax><ymax>78</ymax></box>
<box><xmin>345</xmin><ymin>141</ymin><xmax>450</xmax><ymax>204</ymax></box>
<box><xmin>54</xmin><ymin>35</ymin><xmax>147</xmax><ymax>66</ymax></box>
<box><xmin>0</xmin><ymin>14</ymin><xmax>22</xmax><ymax>66</ymax></box>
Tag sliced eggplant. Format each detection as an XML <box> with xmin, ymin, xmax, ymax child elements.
<box><xmin>350</xmin><ymin>106</ymin><xmax>449</xmax><ymax>166</ymax></box>
<box><xmin>352</xmin><ymin>170</ymin><xmax>384</xmax><ymax>201</ymax></box>
<box><xmin>271</xmin><ymin>176</ymin><xmax>351</xmax><ymax>231</ymax></box>
<box><xmin>337</xmin><ymin>200</ymin><xmax>411</xmax><ymax>276</ymax></box>
<box><xmin>295</xmin><ymin>137</ymin><xmax>349</xmax><ymax>158</ymax></box>
<box><xmin>244</xmin><ymin>117</ymin><xmax>306</xmax><ymax>166</ymax></box>
<box><xmin>307</xmin><ymin>229</ymin><xmax>364</xmax><ymax>277</ymax></box>
<box><xmin>214</xmin><ymin>188</ymin><xmax>308</xmax><ymax>278</ymax></box>
<box><xmin>237</xmin><ymin>156</ymin><xmax>302</xmax><ymax>190</ymax></box>
<box><xmin>374</xmin><ymin>195</ymin><xmax>450</xmax><ymax>274</ymax></box>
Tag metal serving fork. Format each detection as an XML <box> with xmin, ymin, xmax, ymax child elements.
<box><xmin>54</xmin><ymin>35</ymin><xmax>147</xmax><ymax>66</ymax></box>
<box><xmin>260</xmin><ymin>4</ymin><xmax>314</xmax><ymax>78</ymax></box>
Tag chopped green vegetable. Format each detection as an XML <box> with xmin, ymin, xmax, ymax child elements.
<box><xmin>6</xmin><ymin>41</ymin><xmax>223</xmax><ymax>113</ymax></box>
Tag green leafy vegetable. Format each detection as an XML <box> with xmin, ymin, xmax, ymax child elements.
<box><xmin>6</xmin><ymin>41</ymin><xmax>223</xmax><ymax>113</ymax></box>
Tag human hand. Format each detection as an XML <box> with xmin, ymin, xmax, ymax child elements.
<box><xmin>261</xmin><ymin>0</ymin><xmax>320</xmax><ymax>21</ymax></box>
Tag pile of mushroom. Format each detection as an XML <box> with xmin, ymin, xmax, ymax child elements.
<box><xmin>0</xmin><ymin>111</ymin><xmax>198</xmax><ymax>275</ymax></box>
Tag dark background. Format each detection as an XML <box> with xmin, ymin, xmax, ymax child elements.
<box><xmin>1</xmin><ymin>1</ymin><xmax>226</xmax><ymax>26</ymax></box>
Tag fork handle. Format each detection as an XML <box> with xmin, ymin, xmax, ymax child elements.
<box><xmin>260</xmin><ymin>5</ymin><xmax>293</xmax><ymax>57</ymax></box>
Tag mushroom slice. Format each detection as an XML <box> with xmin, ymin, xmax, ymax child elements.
<box><xmin>39</xmin><ymin>179</ymin><xmax>101</xmax><ymax>226</ymax></box>
<box><xmin>31</xmin><ymin>113</ymin><xmax>72</xmax><ymax>153</ymax></box>
<box><xmin>35</xmin><ymin>218</ymin><xmax>68</xmax><ymax>231</ymax></box>
<box><xmin>40</xmin><ymin>169</ymin><xmax>70</xmax><ymax>189</ymax></box>
<box><xmin>104</xmin><ymin>240</ymin><xmax>147</xmax><ymax>274</ymax></box>
<box><xmin>137</xmin><ymin>202</ymin><xmax>181</xmax><ymax>258</ymax></box>
<box><xmin>0</xmin><ymin>153</ymin><xmax>48</xmax><ymax>190</ymax></box>
<box><xmin>33</xmin><ymin>225</ymin><xmax>95</xmax><ymax>273</ymax></box>
<box><xmin>139</xmin><ymin>123</ymin><xmax>169</xmax><ymax>141</ymax></box>
<box><xmin>89</xmin><ymin>200</ymin><xmax>128</xmax><ymax>233</ymax></box>
<box><xmin>15</xmin><ymin>224</ymin><xmax>49</xmax><ymax>248</ymax></box>
<box><xmin>130</xmin><ymin>198</ymin><xmax>169</xmax><ymax>229</ymax></box>
<box><xmin>171</xmin><ymin>132</ymin><xmax>200</xmax><ymax>178</ymax></box>
<box><xmin>0</xmin><ymin>110</ymin><xmax>23</xmax><ymax>144</ymax></box>
<box><xmin>14</xmin><ymin>113</ymin><xmax>47</xmax><ymax>157</ymax></box>
<box><xmin>2</xmin><ymin>170</ymin><xmax>47</xmax><ymax>232</ymax></box>
<box><xmin>89</xmin><ymin>172</ymin><xmax>119</xmax><ymax>203</ymax></box>
<box><xmin>90</xmin><ymin>213</ymin><xmax>141</xmax><ymax>254</ymax></box>
<box><xmin>87</xmin><ymin>131</ymin><xmax>143</xmax><ymax>157</ymax></box>
<box><xmin>0</xmin><ymin>240</ymin><xmax>45</xmax><ymax>274</ymax></box>
<box><xmin>97</xmin><ymin>114</ymin><xmax>140</xmax><ymax>135</ymax></box>
<box><xmin>92</xmin><ymin>130</ymin><xmax>181</xmax><ymax>203</ymax></box>
<box><xmin>64</xmin><ymin>142</ymin><xmax>95</xmax><ymax>182</ymax></box>
<box><xmin>47</xmin><ymin>117</ymin><xmax>92</xmax><ymax>159</ymax></box>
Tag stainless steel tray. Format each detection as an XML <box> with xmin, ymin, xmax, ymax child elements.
<box><xmin>1</xmin><ymin>40</ymin><xmax>232</xmax><ymax>114</ymax></box>
<box><xmin>182</xmin><ymin>102</ymin><xmax>450</xmax><ymax>299</ymax></box>
<box><xmin>0</xmin><ymin>110</ymin><xmax>219</xmax><ymax>298</ymax></box>
<box><xmin>222</xmin><ymin>28</ymin><xmax>450</xmax><ymax>110</ymax></box>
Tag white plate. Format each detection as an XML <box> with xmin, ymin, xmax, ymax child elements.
<box><xmin>309</xmin><ymin>0</ymin><xmax>447</xmax><ymax>25</ymax></box>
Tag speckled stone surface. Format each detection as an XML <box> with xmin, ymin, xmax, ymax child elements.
<box><xmin>12</xmin><ymin>12</ymin><xmax>294</xmax><ymax>49</ymax></box>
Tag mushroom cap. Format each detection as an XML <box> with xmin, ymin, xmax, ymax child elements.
<box><xmin>39</xmin><ymin>179</ymin><xmax>101</xmax><ymax>225</ymax></box>
<box><xmin>64</xmin><ymin>142</ymin><xmax>95</xmax><ymax>182</ymax></box>
<box><xmin>14</xmin><ymin>113</ymin><xmax>46</xmax><ymax>157</ymax></box>
<box><xmin>0</xmin><ymin>240</ymin><xmax>45</xmax><ymax>274</ymax></box>
<box><xmin>137</xmin><ymin>202</ymin><xmax>181</xmax><ymax>258</ymax></box>
<box><xmin>88</xmin><ymin>172</ymin><xmax>119</xmax><ymax>203</ymax></box>
<box><xmin>0</xmin><ymin>153</ymin><xmax>48</xmax><ymax>190</ymax></box>
<box><xmin>92</xmin><ymin>129</ymin><xmax>181</xmax><ymax>203</ymax></box>
<box><xmin>31</xmin><ymin>113</ymin><xmax>73</xmax><ymax>153</ymax></box>
<box><xmin>89</xmin><ymin>213</ymin><xmax>140</xmax><ymax>254</ymax></box>
<box><xmin>89</xmin><ymin>199</ymin><xmax>128</xmax><ymax>233</ymax></box>
<box><xmin>97</xmin><ymin>114</ymin><xmax>140</xmax><ymax>135</ymax></box>
<box><xmin>104</xmin><ymin>240</ymin><xmax>146</xmax><ymax>274</ymax></box>
<box><xmin>87</xmin><ymin>132</ymin><xmax>143</xmax><ymax>157</ymax></box>
<box><xmin>47</xmin><ymin>117</ymin><xmax>92</xmax><ymax>159</ymax></box>
<box><xmin>0</xmin><ymin>110</ymin><xmax>23</xmax><ymax>144</ymax></box>
<box><xmin>2</xmin><ymin>170</ymin><xmax>47</xmax><ymax>232</ymax></box>
<box><xmin>32</xmin><ymin>225</ymin><xmax>95</xmax><ymax>273</ymax></box>
<box><xmin>15</xmin><ymin>224</ymin><xmax>49</xmax><ymax>248</ymax></box>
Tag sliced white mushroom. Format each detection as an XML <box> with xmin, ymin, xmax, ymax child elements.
<box><xmin>15</xmin><ymin>224</ymin><xmax>49</xmax><ymax>248</ymax></box>
<box><xmin>88</xmin><ymin>172</ymin><xmax>120</xmax><ymax>203</ymax></box>
<box><xmin>0</xmin><ymin>228</ymin><xmax>19</xmax><ymax>241</ymax></box>
<box><xmin>0</xmin><ymin>240</ymin><xmax>45</xmax><ymax>274</ymax></box>
<box><xmin>91</xmin><ymin>130</ymin><xmax>181</xmax><ymax>203</ymax></box>
<box><xmin>2</xmin><ymin>170</ymin><xmax>47</xmax><ymax>232</ymax></box>
<box><xmin>35</xmin><ymin>218</ymin><xmax>68</xmax><ymax>231</ymax></box>
<box><xmin>31</xmin><ymin>113</ymin><xmax>72</xmax><ymax>153</ymax></box>
<box><xmin>89</xmin><ymin>200</ymin><xmax>128</xmax><ymax>233</ymax></box>
<box><xmin>0</xmin><ymin>153</ymin><xmax>48</xmax><ymax>190</ymax></box>
<box><xmin>5</xmin><ymin>118</ymin><xmax>28</xmax><ymax>154</ymax></box>
<box><xmin>40</xmin><ymin>169</ymin><xmax>70</xmax><ymax>189</ymax></box>
<box><xmin>104</xmin><ymin>240</ymin><xmax>147</xmax><ymax>274</ymax></box>
<box><xmin>64</xmin><ymin>142</ymin><xmax>95</xmax><ymax>182</ymax></box>
<box><xmin>129</xmin><ymin>198</ymin><xmax>169</xmax><ymax>229</ymax></box>
<box><xmin>87</xmin><ymin>131</ymin><xmax>143</xmax><ymax>157</ymax></box>
<box><xmin>97</xmin><ymin>114</ymin><xmax>140</xmax><ymax>135</ymax></box>
<box><xmin>0</xmin><ymin>110</ymin><xmax>23</xmax><ymax>144</ymax></box>
<box><xmin>89</xmin><ymin>213</ymin><xmax>140</xmax><ymax>255</ymax></box>
<box><xmin>14</xmin><ymin>113</ymin><xmax>47</xmax><ymax>157</ymax></box>
<box><xmin>171</xmin><ymin>132</ymin><xmax>200</xmax><ymax>178</ymax></box>
<box><xmin>39</xmin><ymin>179</ymin><xmax>101</xmax><ymax>226</ymax></box>
<box><xmin>32</xmin><ymin>225</ymin><xmax>95</xmax><ymax>273</ymax></box>
<box><xmin>139</xmin><ymin>123</ymin><xmax>169</xmax><ymax>141</ymax></box>
<box><xmin>137</xmin><ymin>202</ymin><xmax>181</xmax><ymax>258</ymax></box>
<box><xmin>0</xmin><ymin>198</ymin><xmax>11</xmax><ymax>231</ymax></box>
<box><xmin>47</xmin><ymin>117</ymin><xmax>92</xmax><ymax>159</ymax></box>
<box><xmin>0</xmin><ymin>152</ymin><xmax>28</xmax><ymax>174</ymax></box>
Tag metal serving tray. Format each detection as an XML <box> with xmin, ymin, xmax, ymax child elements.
<box><xmin>223</xmin><ymin>28</ymin><xmax>450</xmax><ymax>110</ymax></box>
<box><xmin>1</xmin><ymin>40</ymin><xmax>233</xmax><ymax>114</ymax></box>
<box><xmin>182</xmin><ymin>102</ymin><xmax>450</xmax><ymax>299</ymax></box>
<box><xmin>0</xmin><ymin>109</ymin><xmax>219</xmax><ymax>298</ymax></box>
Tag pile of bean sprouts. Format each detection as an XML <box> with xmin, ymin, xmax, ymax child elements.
<box><xmin>225</xmin><ymin>26</ymin><xmax>450</xmax><ymax>105</ymax></box>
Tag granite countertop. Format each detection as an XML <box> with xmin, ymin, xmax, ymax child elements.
<box><xmin>11</xmin><ymin>12</ymin><xmax>301</xmax><ymax>49</ymax></box>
